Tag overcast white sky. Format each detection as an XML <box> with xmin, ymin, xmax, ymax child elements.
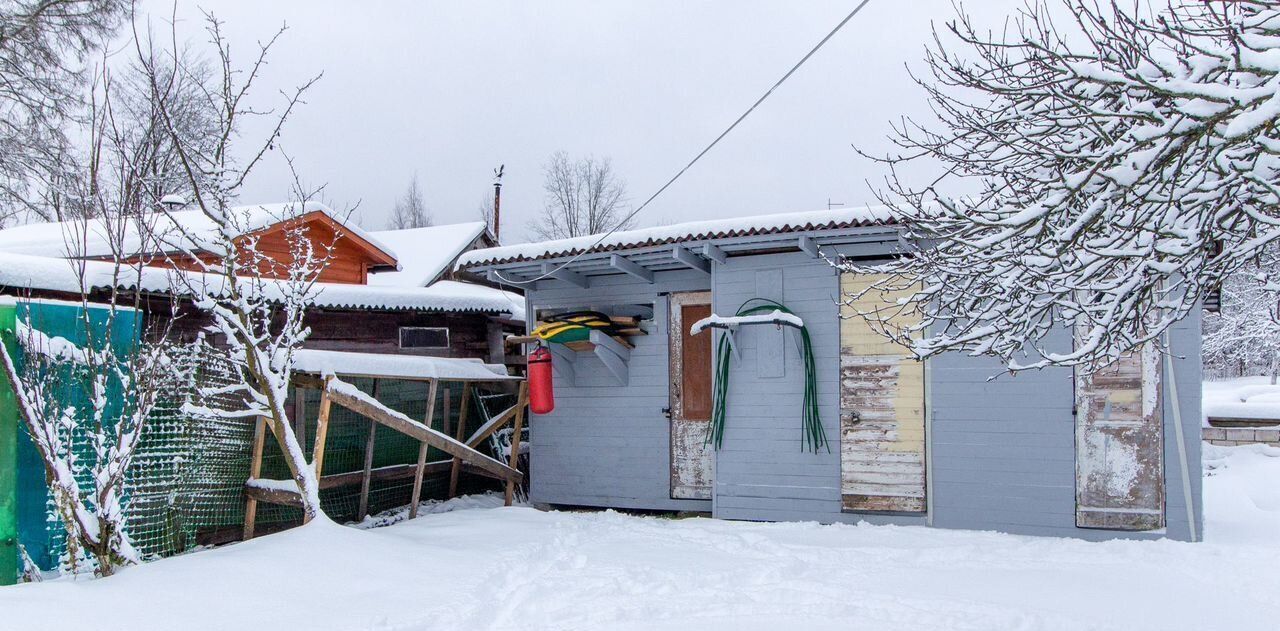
<box><xmin>137</xmin><ymin>1</ymin><xmax>1034</xmax><ymax>243</ymax></box>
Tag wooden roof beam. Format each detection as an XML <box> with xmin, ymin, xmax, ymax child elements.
<box><xmin>700</xmin><ymin>243</ymin><xmax>727</xmax><ymax>264</ymax></box>
<box><xmin>542</xmin><ymin>262</ymin><xmax>590</xmax><ymax>288</ymax></box>
<box><xmin>610</xmin><ymin>254</ymin><xmax>654</xmax><ymax>283</ymax></box>
<box><xmin>671</xmin><ymin>246</ymin><xmax>711</xmax><ymax>275</ymax></box>
<box><xmin>798</xmin><ymin>235</ymin><xmax>820</xmax><ymax>258</ymax></box>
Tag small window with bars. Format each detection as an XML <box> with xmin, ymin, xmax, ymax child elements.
<box><xmin>399</xmin><ymin>327</ymin><xmax>449</xmax><ymax>349</ymax></box>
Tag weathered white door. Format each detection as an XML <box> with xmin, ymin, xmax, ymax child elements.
<box><xmin>839</xmin><ymin>273</ymin><xmax>927</xmax><ymax>513</ymax></box>
<box><xmin>1075</xmin><ymin>344</ymin><xmax>1165</xmax><ymax>530</ymax></box>
<box><xmin>669</xmin><ymin>291</ymin><xmax>714</xmax><ymax>500</ymax></box>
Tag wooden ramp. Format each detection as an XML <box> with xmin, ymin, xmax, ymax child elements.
<box><xmin>243</xmin><ymin>364</ymin><xmax>528</xmax><ymax>539</ymax></box>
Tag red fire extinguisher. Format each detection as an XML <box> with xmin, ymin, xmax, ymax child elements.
<box><xmin>528</xmin><ymin>346</ymin><xmax>555</xmax><ymax>414</ymax></box>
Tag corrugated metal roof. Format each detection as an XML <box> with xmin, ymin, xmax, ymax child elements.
<box><xmin>457</xmin><ymin>206</ymin><xmax>897</xmax><ymax>268</ymax></box>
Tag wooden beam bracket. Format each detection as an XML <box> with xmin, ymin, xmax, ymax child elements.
<box><xmin>610</xmin><ymin>253</ymin><xmax>655</xmax><ymax>283</ymax></box>
<box><xmin>542</xmin><ymin>263</ymin><xmax>589</xmax><ymax>289</ymax></box>
<box><xmin>671</xmin><ymin>246</ymin><xmax>711</xmax><ymax>275</ymax></box>
<box><xmin>701</xmin><ymin>243</ymin><xmax>727</xmax><ymax>264</ymax></box>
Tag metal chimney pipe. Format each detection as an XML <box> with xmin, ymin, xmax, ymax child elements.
<box><xmin>492</xmin><ymin>164</ymin><xmax>505</xmax><ymax>243</ymax></box>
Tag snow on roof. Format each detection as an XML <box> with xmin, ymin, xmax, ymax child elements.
<box><xmin>457</xmin><ymin>206</ymin><xmax>897</xmax><ymax>267</ymax></box>
<box><xmin>368</xmin><ymin>222</ymin><xmax>488</xmax><ymax>287</ymax></box>
<box><xmin>292</xmin><ymin>349</ymin><xmax>518</xmax><ymax>381</ymax></box>
<box><xmin>0</xmin><ymin>202</ymin><xmax>397</xmax><ymax>265</ymax></box>
<box><xmin>0</xmin><ymin>251</ymin><xmax>523</xmax><ymax>317</ymax></box>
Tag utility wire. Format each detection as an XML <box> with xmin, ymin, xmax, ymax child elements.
<box><xmin>497</xmin><ymin>0</ymin><xmax>875</xmax><ymax>285</ymax></box>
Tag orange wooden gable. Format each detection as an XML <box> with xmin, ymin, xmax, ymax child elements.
<box><xmin>127</xmin><ymin>211</ymin><xmax>398</xmax><ymax>285</ymax></box>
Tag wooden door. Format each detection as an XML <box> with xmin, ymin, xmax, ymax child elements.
<box><xmin>839</xmin><ymin>273</ymin><xmax>927</xmax><ymax>513</ymax></box>
<box><xmin>669</xmin><ymin>291</ymin><xmax>714</xmax><ymax>500</ymax></box>
<box><xmin>1075</xmin><ymin>343</ymin><xmax>1164</xmax><ymax>530</ymax></box>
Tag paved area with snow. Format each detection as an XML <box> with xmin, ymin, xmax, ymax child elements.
<box><xmin>3</xmin><ymin>444</ymin><xmax>1279</xmax><ymax>631</ymax></box>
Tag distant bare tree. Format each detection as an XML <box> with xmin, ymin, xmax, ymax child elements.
<box><xmin>386</xmin><ymin>174</ymin><xmax>431</xmax><ymax>229</ymax></box>
<box><xmin>476</xmin><ymin>190</ymin><xmax>494</xmax><ymax>236</ymax></box>
<box><xmin>0</xmin><ymin>0</ymin><xmax>129</xmax><ymax>226</ymax></box>
<box><xmin>530</xmin><ymin>151</ymin><xmax>631</xmax><ymax>240</ymax></box>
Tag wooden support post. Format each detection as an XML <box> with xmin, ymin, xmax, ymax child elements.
<box><xmin>358</xmin><ymin>379</ymin><xmax>380</xmax><ymax>520</ymax></box>
<box><xmin>243</xmin><ymin>416</ymin><xmax>267</xmax><ymax>540</ymax></box>
<box><xmin>505</xmin><ymin>382</ymin><xmax>529</xmax><ymax>506</ymax></box>
<box><xmin>295</xmin><ymin>384</ymin><xmax>307</xmax><ymax>452</ymax></box>
<box><xmin>448</xmin><ymin>383</ymin><xmax>473</xmax><ymax>498</ymax></box>
<box><xmin>409</xmin><ymin>379</ymin><xmax>439</xmax><ymax>519</ymax></box>
<box><xmin>305</xmin><ymin>380</ymin><xmax>334</xmax><ymax>525</ymax></box>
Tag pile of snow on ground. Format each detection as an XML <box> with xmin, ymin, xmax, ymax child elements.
<box><xmin>3</xmin><ymin>446</ymin><xmax>1279</xmax><ymax>630</ymax></box>
<box><xmin>1203</xmin><ymin>376</ymin><xmax>1280</xmax><ymax>423</ymax></box>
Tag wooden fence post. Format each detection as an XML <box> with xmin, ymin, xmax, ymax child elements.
<box><xmin>243</xmin><ymin>415</ymin><xmax>267</xmax><ymax>540</ymax></box>
<box><xmin>358</xmin><ymin>379</ymin><xmax>380</xmax><ymax>519</ymax></box>
<box><xmin>505</xmin><ymin>382</ymin><xmax>529</xmax><ymax>506</ymax></box>
<box><xmin>448</xmin><ymin>383</ymin><xmax>473</xmax><ymax>498</ymax></box>
<box><xmin>305</xmin><ymin>380</ymin><xmax>334</xmax><ymax>525</ymax></box>
<box><xmin>409</xmin><ymin>379</ymin><xmax>439</xmax><ymax>519</ymax></box>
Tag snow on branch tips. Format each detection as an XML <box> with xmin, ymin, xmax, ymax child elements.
<box><xmin>139</xmin><ymin>14</ymin><xmax>334</xmax><ymax>520</ymax></box>
<box><xmin>847</xmin><ymin>1</ymin><xmax>1280</xmax><ymax>371</ymax></box>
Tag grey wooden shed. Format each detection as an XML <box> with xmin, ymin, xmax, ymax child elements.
<box><xmin>458</xmin><ymin>207</ymin><xmax>1203</xmax><ymax>541</ymax></box>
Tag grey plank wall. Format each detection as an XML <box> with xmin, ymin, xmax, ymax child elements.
<box><xmin>712</xmin><ymin>248</ymin><xmax>1203</xmax><ymax>541</ymax></box>
<box><xmin>526</xmin><ymin>268</ymin><xmax>712</xmax><ymax>512</ymax></box>
<box><xmin>710</xmin><ymin>251</ymin><xmax>921</xmax><ymax>524</ymax></box>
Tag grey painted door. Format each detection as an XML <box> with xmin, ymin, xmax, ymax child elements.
<box><xmin>669</xmin><ymin>291</ymin><xmax>714</xmax><ymax>500</ymax></box>
<box><xmin>1075</xmin><ymin>343</ymin><xmax>1165</xmax><ymax>530</ymax></box>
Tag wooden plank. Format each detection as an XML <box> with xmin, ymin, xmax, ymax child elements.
<box><xmin>505</xmin><ymin>382</ymin><xmax>529</xmax><ymax>506</ymax></box>
<box><xmin>323</xmin><ymin>380</ymin><xmax>523</xmax><ymax>482</ymax></box>
<box><xmin>798</xmin><ymin>235</ymin><xmax>820</xmax><ymax>257</ymax></box>
<box><xmin>410</xmin><ymin>379</ymin><xmax>440</xmax><ymax>519</ymax></box>
<box><xmin>312</xmin><ymin>384</ymin><xmax>334</xmax><ymax>479</ymax></box>
<box><xmin>358</xmin><ymin>379</ymin><xmax>380</xmax><ymax>519</ymax></box>
<box><xmin>244</xmin><ymin>484</ymin><xmax>304</xmax><ymax>508</ymax></box>
<box><xmin>449</xmin><ymin>383</ymin><xmax>473</xmax><ymax>498</ymax></box>
<box><xmin>700</xmin><ymin>243</ymin><xmax>727</xmax><ymax>264</ymax></box>
<box><xmin>243</xmin><ymin>416</ymin><xmax>267</xmax><ymax>540</ymax></box>
<box><xmin>610</xmin><ymin>254</ymin><xmax>654</xmax><ymax>283</ymax></box>
<box><xmin>542</xmin><ymin>262</ymin><xmax>589</xmax><ymax>288</ymax></box>
<box><xmin>464</xmin><ymin>403</ymin><xmax>518</xmax><ymax>448</ymax></box>
<box><xmin>319</xmin><ymin>460</ymin><xmax>505</xmax><ymax>489</ymax></box>
<box><xmin>672</xmin><ymin>246</ymin><xmax>711</xmax><ymax>274</ymax></box>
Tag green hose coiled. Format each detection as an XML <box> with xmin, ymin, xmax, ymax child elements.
<box><xmin>707</xmin><ymin>298</ymin><xmax>828</xmax><ymax>453</ymax></box>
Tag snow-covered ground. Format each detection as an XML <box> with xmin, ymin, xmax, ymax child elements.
<box><xmin>1204</xmin><ymin>376</ymin><xmax>1280</xmax><ymax>423</ymax></box>
<box><xmin>3</xmin><ymin>445</ymin><xmax>1279</xmax><ymax>631</ymax></box>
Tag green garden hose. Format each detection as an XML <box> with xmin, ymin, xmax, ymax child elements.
<box><xmin>707</xmin><ymin>298</ymin><xmax>828</xmax><ymax>453</ymax></box>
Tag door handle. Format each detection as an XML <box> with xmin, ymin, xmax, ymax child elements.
<box><xmin>662</xmin><ymin>406</ymin><xmax>672</xmax><ymax>419</ymax></box>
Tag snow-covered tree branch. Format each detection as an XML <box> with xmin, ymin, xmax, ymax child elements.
<box><xmin>0</xmin><ymin>63</ymin><xmax>184</xmax><ymax>574</ymax></box>
<box><xmin>848</xmin><ymin>1</ymin><xmax>1280</xmax><ymax>370</ymax></box>
<box><xmin>138</xmin><ymin>13</ymin><xmax>335</xmax><ymax>520</ymax></box>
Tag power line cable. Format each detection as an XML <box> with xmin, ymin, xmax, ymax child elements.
<box><xmin>497</xmin><ymin>0</ymin><xmax>875</xmax><ymax>285</ymax></box>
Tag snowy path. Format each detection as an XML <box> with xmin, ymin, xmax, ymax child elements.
<box><xmin>4</xmin><ymin>444</ymin><xmax>1279</xmax><ymax>631</ymax></box>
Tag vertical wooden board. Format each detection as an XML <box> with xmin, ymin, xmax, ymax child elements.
<box><xmin>680</xmin><ymin>303</ymin><xmax>713</xmax><ymax>420</ymax></box>
<box><xmin>669</xmin><ymin>291</ymin><xmax>714</xmax><ymax>500</ymax></box>
<box><xmin>754</xmin><ymin>270</ymin><xmax>785</xmax><ymax>378</ymax></box>
<box><xmin>1076</xmin><ymin>344</ymin><xmax>1165</xmax><ymax>530</ymax></box>
<box><xmin>839</xmin><ymin>273</ymin><xmax>926</xmax><ymax>513</ymax></box>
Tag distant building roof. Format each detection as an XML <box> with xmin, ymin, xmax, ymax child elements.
<box><xmin>0</xmin><ymin>202</ymin><xmax>398</xmax><ymax>272</ymax></box>
<box><xmin>456</xmin><ymin>206</ymin><xmax>897</xmax><ymax>268</ymax></box>
<box><xmin>0</xmin><ymin>251</ymin><xmax>523</xmax><ymax>317</ymax></box>
<box><xmin>368</xmin><ymin>222</ymin><xmax>489</xmax><ymax>287</ymax></box>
